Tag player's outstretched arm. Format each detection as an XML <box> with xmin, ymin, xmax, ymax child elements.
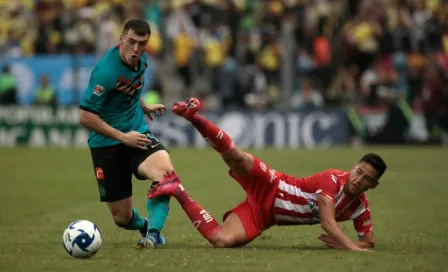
<box><xmin>139</xmin><ymin>98</ymin><xmax>166</xmax><ymax>121</ymax></box>
<box><xmin>79</xmin><ymin>109</ymin><xmax>150</xmax><ymax>149</ymax></box>
<box><xmin>318</xmin><ymin>194</ymin><xmax>370</xmax><ymax>252</ymax></box>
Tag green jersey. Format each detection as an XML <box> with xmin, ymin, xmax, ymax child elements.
<box><xmin>80</xmin><ymin>46</ymin><xmax>149</xmax><ymax>148</ymax></box>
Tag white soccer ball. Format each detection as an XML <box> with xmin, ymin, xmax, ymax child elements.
<box><xmin>62</xmin><ymin>220</ymin><xmax>102</xmax><ymax>259</ymax></box>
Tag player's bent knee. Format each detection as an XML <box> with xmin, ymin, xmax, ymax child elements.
<box><xmin>109</xmin><ymin>206</ymin><xmax>132</xmax><ymax>226</ymax></box>
<box><xmin>222</xmin><ymin>148</ymin><xmax>254</xmax><ymax>177</ymax></box>
<box><xmin>106</xmin><ymin>198</ymin><xmax>133</xmax><ymax>227</ymax></box>
<box><xmin>138</xmin><ymin>150</ymin><xmax>175</xmax><ymax>181</ymax></box>
<box><xmin>110</xmin><ymin>207</ymin><xmax>135</xmax><ymax>228</ymax></box>
<box><xmin>112</xmin><ymin>214</ymin><xmax>132</xmax><ymax>227</ymax></box>
<box><xmin>210</xmin><ymin>232</ymin><xmax>239</xmax><ymax>248</ymax></box>
<box><xmin>151</xmin><ymin>166</ymin><xmax>176</xmax><ymax>182</ymax></box>
<box><xmin>221</xmin><ymin>147</ymin><xmax>243</xmax><ymax>162</ymax></box>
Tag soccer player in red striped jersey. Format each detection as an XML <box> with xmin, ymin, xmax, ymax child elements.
<box><xmin>149</xmin><ymin>98</ymin><xmax>387</xmax><ymax>252</ymax></box>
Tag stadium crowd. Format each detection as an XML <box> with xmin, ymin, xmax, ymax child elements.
<box><xmin>1</xmin><ymin>0</ymin><xmax>448</xmax><ymax>141</ymax></box>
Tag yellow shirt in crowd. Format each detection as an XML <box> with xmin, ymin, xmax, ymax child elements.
<box><xmin>174</xmin><ymin>33</ymin><xmax>195</xmax><ymax>67</ymax></box>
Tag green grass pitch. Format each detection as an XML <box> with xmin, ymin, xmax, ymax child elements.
<box><xmin>0</xmin><ymin>147</ymin><xmax>447</xmax><ymax>271</ymax></box>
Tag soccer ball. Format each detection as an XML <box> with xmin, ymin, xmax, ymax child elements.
<box><xmin>62</xmin><ymin>220</ymin><xmax>102</xmax><ymax>259</ymax></box>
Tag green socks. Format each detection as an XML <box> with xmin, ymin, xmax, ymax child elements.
<box><xmin>119</xmin><ymin>208</ymin><xmax>147</xmax><ymax>230</ymax></box>
<box><xmin>146</xmin><ymin>193</ymin><xmax>170</xmax><ymax>233</ymax></box>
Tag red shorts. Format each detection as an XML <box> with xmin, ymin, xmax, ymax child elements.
<box><xmin>223</xmin><ymin>155</ymin><xmax>280</xmax><ymax>243</ymax></box>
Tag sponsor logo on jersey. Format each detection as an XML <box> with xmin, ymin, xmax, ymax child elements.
<box><xmin>93</xmin><ymin>85</ymin><xmax>104</xmax><ymax>96</ymax></box>
<box><xmin>308</xmin><ymin>199</ymin><xmax>320</xmax><ymax>219</ymax></box>
<box><xmin>95</xmin><ymin>167</ymin><xmax>104</xmax><ymax>180</ymax></box>
<box><xmin>269</xmin><ymin>169</ymin><xmax>277</xmax><ymax>183</ymax></box>
<box><xmin>115</xmin><ymin>76</ymin><xmax>143</xmax><ymax>96</ymax></box>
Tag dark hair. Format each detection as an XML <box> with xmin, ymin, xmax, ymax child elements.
<box><xmin>359</xmin><ymin>153</ymin><xmax>387</xmax><ymax>179</ymax></box>
<box><xmin>122</xmin><ymin>18</ymin><xmax>151</xmax><ymax>36</ymax></box>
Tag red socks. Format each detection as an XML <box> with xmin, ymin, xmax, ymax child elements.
<box><xmin>175</xmin><ymin>186</ymin><xmax>220</xmax><ymax>242</ymax></box>
<box><xmin>176</xmin><ymin>114</ymin><xmax>232</xmax><ymax>242</ymax></box>
<box><xmin>190</xmin><ymin>114</ymin><xmax>234</xmax><ymax>154</ymax></box>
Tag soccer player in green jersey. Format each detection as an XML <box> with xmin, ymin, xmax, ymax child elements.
<box><xmin>79</xmin><ymin>19</ymin><xmax>175</xmax><ymax>248</ymax></box>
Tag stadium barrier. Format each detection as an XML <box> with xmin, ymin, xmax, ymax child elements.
<box><xmin>0</xmin><ymin>106</ymin><xmax>349</xmax><ymax>148</ymax></box>
<box><xmin>0</xmin><ymin>55</ymin><xmax>155</xmax><ymax>105</ymax></box>
<box><xmin>1</xmin><ymin>55</ymin><xmax>96</xmax><ymax>105</ymax></box>
<box><xmin>0</xmin><ymin>54</ymin><xmax>427</xmax><ymax>147</ymax></box>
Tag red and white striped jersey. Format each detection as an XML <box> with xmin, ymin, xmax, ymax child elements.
<box><xmin>274</xmin><ymin>169</ymin><xmax>373</xmax><ymax>236</ymax></box>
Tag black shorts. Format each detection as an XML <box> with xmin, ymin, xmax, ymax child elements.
<box><xmin>90</xmin><ymin>132</ymin><xmax>167</xmax><ymax>202</ymax></box>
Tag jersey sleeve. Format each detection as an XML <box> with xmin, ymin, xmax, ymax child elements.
<box><xmin>353</xmin><ymin>205</ymin><xmax>373</xmax><ymax>236</ymax></box>
<box><xmin>314</xmin><ymin>171</ymin><xmax>340</xmax><ymax>202</ymax></box>
<box><xmin>80</xmin><ymin>68</ymin><xmax>115</xmax><ymax>113</ymax></box>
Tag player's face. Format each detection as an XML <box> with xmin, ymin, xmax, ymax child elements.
<box><xmin>120</xmin><ymin>29</ymin><xmax>149</xmax><ymax>68</ymax></box>
<box><xmin>345</xmin><ymin>161</ymin><xmax>379</xmax><ymax>196</ymax></box>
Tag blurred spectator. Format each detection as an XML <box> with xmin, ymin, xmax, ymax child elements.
<box><xmin>366</xmin><ymin>94</ymin><xmax>411</xmax><ymax>145</ymax></box>
<box><xmin>220</xmin><ymin>58</ymin><xmax>244</xmax><ymax>107</ymax></box>
<box><xmin>173</xmin><ymin>24</ymin><xmax>197</xmax><ymax>96</ymax></box>
<box><xmin>0</xmin><ymin>65</ymin><xmax>17</xmax><ymax>105</ymax></box>
<box><xmin>423</xmin><ymin>11</ymin><xmax>443</xmax><ymax>54</ymax></box>
<box><xmin>143</xmin><ymin>89</ymin><xmax>161</xmax><ymax>105</ymax></box>
<box><xmin>143</xmin><ymin>76</ymin><xmax>163</xmax><ymax>105</ymax></box>
<box><xmin>421</xmin><ymin>64</ymin><xmax>446</xmax><ymax>136</ymax></box>
<box><xmin>291</xmin><ymin>79</ymin><xmax>324</xmax><ymax>109</ymax></box>
<box><xmin>243</xmin><ymin>65</ymin><xmax>268</xmax><ymax>111</ymax></box>
<box><xmin>202</xmin><ymin>20</ymin><xmax>231</xmax><ymax>93</ymax></box>
<box><xmin>327</xmin><ymin>64</ymin><xmax>359</xmax><ymax>102</ymax></box>
<box><xmin>166</xmin><ymin>2</ymin><xmax>197</xmax><ymax>42</ymax></box>
<box><xmin>257</xmin><ymin>26</ymin><xmax>281</xmax><ymax>106</ymax></box>
<box><xmin>147</xmin><ymin>22</ymin><xmax>164</xmax><ymax>58</ymax></box>
<box><xmin>144</xmin><ymin>0</ymin><xmax>163</xmax><ymax>31</ymax></box>
<box><xmin>34</xmin><ymin>74</ymin><xmax>56</xmax><ymax>105</ymax></box>
<box><xmin>97</xmin><ymin>6</ymin><xmax>121</xmax><ymax>55</ymax></box>
<box><xmin>342</xmin><ymin>0</ymin><xmax>383</xmax><ymax>74</ymax></box>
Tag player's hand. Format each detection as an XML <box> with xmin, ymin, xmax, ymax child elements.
<box><xmin>121</xmin><ymin>131</ymin><xmax>151</xmax><ymax>150</ymax></box>
<box><xmin>318</xmin><ymin>234</ymin><xmax>340</xmax><ymax>249</ymax></box>
<box><xmin>319</xmin><ymin>234</ymin><xmax>373</xmax><ymax>252</ymax></box>
<box><xmin>142</xmin><ymin>104</ymin><xmax>167</xmax><ymax>121</ymax></box>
